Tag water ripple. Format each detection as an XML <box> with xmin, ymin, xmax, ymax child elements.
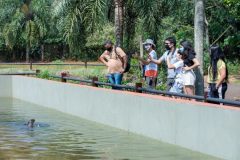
<box><xmin>0</xmin><ymin>98</ymin><xmax>220</xmax><ymax>160</ymax></box>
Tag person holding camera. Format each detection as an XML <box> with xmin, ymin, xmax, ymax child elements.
<box><xmin>207</xmin><ymin>45</ymin><xmax>228</xmax><ymax>99</ymax></box>
<box><xmin>99</xmin><ymin>40</ymin><xmax>127</xmax><ymax>89</ymax></box>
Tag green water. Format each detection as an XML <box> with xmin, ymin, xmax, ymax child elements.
<box><xmin>0</xmin><ymin>98</ymin><xmax>220</xmax><ymax>160</ymax></box>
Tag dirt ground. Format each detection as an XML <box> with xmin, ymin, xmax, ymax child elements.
<box><xmin>225</xmin><ymin>83</ymin><xmax>240</xmax><ymax>100</ymax></box>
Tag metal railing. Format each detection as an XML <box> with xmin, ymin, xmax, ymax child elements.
<box><xmin>0</xmin><ymin>62</ymin><xmax>139</xmax><ymax>70</ymax></box>
<box><xmin>0</xmin><ymin>71</ymin><xmax>239</xmax><ymax>108</ymax></box>
<box><xmin>0</xmin><ymin>62</ymin><xmax>104</xmax><ymax>66</ymax></box>
<box><xmin>54</xmin><ymin>74</ymin><xmax>240</xmax><ymax>108</ymax></box>
<box><xmin>0</xmin><ymin>72</ymin><xmax>37</xmax><ymax>76</ymax></box>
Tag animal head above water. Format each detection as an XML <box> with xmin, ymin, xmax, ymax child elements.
<box><xmin>27</xmin><ymin>119</ymin><xmax>35</xmax><ymax>128</ymax></box>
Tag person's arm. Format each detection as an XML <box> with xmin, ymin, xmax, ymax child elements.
<box><xmin>98</xmin><ymin>51</ymin><xmax>109</xmax><ymax>66</ymax></box>
<box><xmin>133</xmin><ymin>51</ymin><xmax>151</xmax><ymax>65</ymax></box>
<box><xmin>150</xmin><ymin>58</ymin><xmax>163</xmax><ymax>65</ymax></box>
<box><xmin>148</xmin><ymin>53</ymin><xmax>164</xmax><ymax>65</ymax></box>
<box><xmin>183</xmin><ymin>58</ymin><xmax>200</xmax><ymax>71</ymax></box>
<box><xmin>138</xmin><ymin>56</ymin><xmax>151</xmax><ymax>65</ymax></box>
<box><xmin>166</xmin><ymin>56</ymin><xmax>175</xmax><ymax>69</ymax></box>
<box><xmin>122</xmin><ymin>55</ymin><xmax>127</xmax><ymax>70</ymax></box>
<box><xmin>216</xmin><ymin>66</ymin><xmax>226</xmax><ymax>89</ymax></box>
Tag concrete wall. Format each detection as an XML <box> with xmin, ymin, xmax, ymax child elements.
<box><xmin>1</xmin><ymin>75</ymin><xmax>240</xmax><ymax>160</ymax></box>
<box><xmin>0</xmin><ymin>76</ymin><xmax>12</xmax><ymax>97</ymax></box>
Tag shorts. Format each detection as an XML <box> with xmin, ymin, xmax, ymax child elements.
<box><xmin>145</xmin><ymin>77</ymin><xmax>157</xmax><ymax>89</ymax></box>
<box><xmin>183</xmin><ymin>70</ymin><xmax>196</xmax><ymax>86</ymax></box>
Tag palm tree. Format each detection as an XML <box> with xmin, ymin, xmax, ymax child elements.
<box><xmin>52</xmin><ymin>0</ymin><xmax>107</xmax><ymax>60</ymax></box>
<box><xmin>31</xmin><ymin>0</ymin><xmax>52</xmax><ymax>62</ymax></box>
<box><xmin>114</xmin><ymin>0</ymin><xmax>123</xmax><ymax>47</ymax></box>
<box><xmin>1</xmin><ymin>0</ymin><xmax>51</xmax><ymax>62</ymax></box>
<box><xmin>124</xmin><ymin>0</ymin><xmax>181</xmax><ymax>51</ymax></box>
<box><xmin>1</xmin><ymin>0</ymin><xmax>22</xmax><ymax>60</ymax></box>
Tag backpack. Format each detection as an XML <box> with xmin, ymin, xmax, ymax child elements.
<box><xmin>115</xmin><ymin>47</ymin><xmax>131</xmax><ymax>73</ymax></box>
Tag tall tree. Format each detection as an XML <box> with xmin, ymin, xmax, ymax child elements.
<box><xmin>194</xmin><ymin>0</ymin><xmax>205</xmax><ymax>96</ymax></box>
<box><xmin>52</xmin><ymin>0</ymin><xmax>106</xmax><ymax>59</ymax></box>
<box><xmin>31</xmin><ymin>0</ymin><xmax>52</xmax><ymax>62</ymax></box>
<box><xmin>1</xmin><ymin>0</ymin><xmax>51</xmax><ymax>62</ymax></box>
<box><xmin>114</xmin><ymin>0</ymin><xmax>123</xmax><ymax>47</ymax></box>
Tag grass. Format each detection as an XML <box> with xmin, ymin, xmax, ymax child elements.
<box><xmin>0</xmin><ymin>63</ymin><xmax>153</xmax><ymax>88</ymax></box>
<box><xmin>0</xmin><ymin>64</ymin><xmax>107</xmax><ymax>78</ymax></box>
<box><xmin>1</xmin><ymin>62</ymin><xmax>239</xmax><ymax>87</ymax></box>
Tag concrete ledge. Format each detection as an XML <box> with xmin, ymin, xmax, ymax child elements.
<box><xmin>0</xmin><ymin>75</ymin><xmax>240</xmax><ymax>160</ymax></box>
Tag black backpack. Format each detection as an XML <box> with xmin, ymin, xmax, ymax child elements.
<box><xmin>124</xmin><ymin>55</ymin><xmax>131</xmax><ymax>73</ymax></box>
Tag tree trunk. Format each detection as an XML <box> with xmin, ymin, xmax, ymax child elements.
<box><xmin>194</xmin><ymin>0</ymin><xmax>205</xmax><ymax>96</ymax></box>
<box><xmin>205</xmin><ymin>16</ymin><xmax>209</xmax><ymax>47</ymax></box>
<box><xmin>41</xmin><ymin>44</ymin><xmax>44</xmax><ymax>62</ymax></box>
<box><xmin>12</xmin><ymin>51</ymin><xmax>16</xmax><ymax>61</ymax></box>
<box><xmin>139</xmin><ymin>35</ymin><xmax>143</xmax><ymax>58</ymax></box>
<box><xmin>26</xmin><ymin>44</ymin><xmax>30</xmax><ymax>63</ymax></box>
<box><xmin>114</xmin><ymin>0</ymin><xmax>123</xmax><ymax>47</ymax></box>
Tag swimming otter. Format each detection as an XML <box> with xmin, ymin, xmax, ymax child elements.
<box><xmin>26</xmin><ymin>119</ymin><xmax>35</xmax><ymax>128</ymax></box>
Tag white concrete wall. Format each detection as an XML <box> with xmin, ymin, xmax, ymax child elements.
<box><xmin>1</xmin><ymin>75</ymin><xmax>240</xmax><ymax>160</ymax></box>
<box><xmin>0</xmin><ymin>76</ymin><xmax>12</xmax><ymax>97</ymax></box>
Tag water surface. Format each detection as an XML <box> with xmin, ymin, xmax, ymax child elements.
<box><xmin>0</xmin><ymin>98</ymin><xmax>220</xmax><ymax>160</ymax></box>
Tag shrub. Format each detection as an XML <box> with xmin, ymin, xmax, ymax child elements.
<box><xmin>37</xmin><ymin>70</ymin><xmax>50</xmax><ymax>79</ymax></box>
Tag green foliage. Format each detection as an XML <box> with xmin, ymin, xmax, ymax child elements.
<box><xmin>227</xmin><ymin>60</ymin><xmax>240</xmax><ymax>75</ymax></box>
<box><xmin>51</xmin><ymin>60</ymin><xmax>64</xmax><ymax>64</ymax></box>
<box><xmin>203</xmin><ymin>51</ymin><xmax>210</xmax><ymax>75</ymax></box>
<box><xmin>86</xmin><ymin>23</ymin><xmax>115</xmax><ymax>47</ymax></box>
<box><xmin>156</xmin><ymin>83</ymin><xmax>167</xmax><ymax>91</ymax></box>
<box><xmin>37</xmin><ymin>69</ymin><xmax>50</xmax><ymax>79</ymax></box>
<box><xmin>0</xmin><ymin>0</ymin><xmax>239</xmax><ymax>75</ymax></box>
<box><xmin>52</xmin><ymin>0</ymin><xmax>107</xmax><ymax>59</ymax></box>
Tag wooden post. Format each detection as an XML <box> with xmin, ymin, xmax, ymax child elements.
<box><xmin>36</xmin><ymin>69</ymin><xmax>40</xmax><ymax>74</ymax></box>
<box><xmin>204</xmin><ymin>90</ymin><xmax>208</xmax><ymax>102</ymax></box>
<box><xmin>30</xmin><ymin>61</ymin><xmax>32</xmax><ymax>70</ymax></box>
<box><xmin>61</xmin><ymin>73</ymin><xmax>67</xmax><ymax>83</ymax></box>
<box><xmin>135</xmin><ymin>82</ymin><xmax>142</xmax><ymax>93</ymax></box>
<box><xmin>92</xmin><ymin>77</ymin><xmax>98</xmax><ymax>87</ymax></box>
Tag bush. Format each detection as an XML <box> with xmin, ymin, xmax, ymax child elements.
<box><xmin>227</xmin><ymin>60</ymin><xmax>240</xmax><ymax>75</ymax></box>
<box><xmin>37</xmin><ymin>70</ymin><xmax>50</xmax><ymax>79</ymax></box>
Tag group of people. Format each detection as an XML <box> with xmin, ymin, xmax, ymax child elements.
<box><xmin>99</xmin><ymin>37</ymin><xmax>228</xmax><ymax>100</ymax></box>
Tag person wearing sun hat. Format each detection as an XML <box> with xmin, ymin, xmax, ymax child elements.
<box><xmin>135</xmin><ymin>39</ymin><xmax>158</xmax><ymax>89</ymax></box>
